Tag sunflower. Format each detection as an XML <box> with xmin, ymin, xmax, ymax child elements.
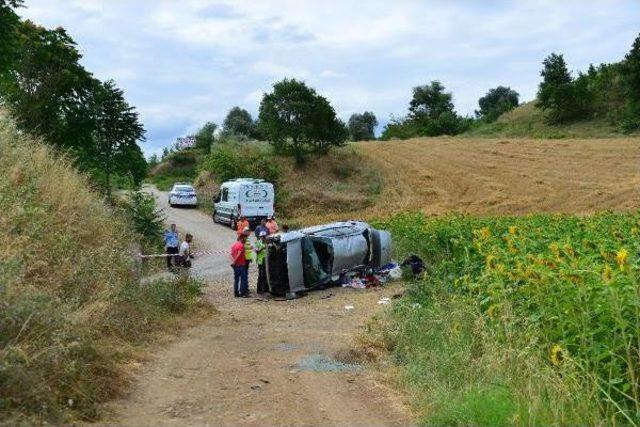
<box><xmin>616</xmin><ymin>248</ymin><xmax>629</xmax><ymax>270</ymax></box>
<box><xmin>549</xmin><ymin>344</ymin><xmax>566</xmax><ymax>366</ymax></box>
<box><xmin>508</xmin><ymin>225</ymin><xmax>517</xmax><ymax>235</ymax></box>
<box><xmin>602</xmin><ymin>264</ymin><xmax>613</xmax><ymax>283</ymax></box>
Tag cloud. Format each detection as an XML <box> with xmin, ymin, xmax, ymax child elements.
<box><xmin>17</xmin><ymin>0</ymin><xmax>640</xmax><ymax>154</ymax></box>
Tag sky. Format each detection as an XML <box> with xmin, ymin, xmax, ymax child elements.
<box><xmin>19</xmin><ymin>0</ymin><xmax>640</xmax><ymax>157</ymax></box>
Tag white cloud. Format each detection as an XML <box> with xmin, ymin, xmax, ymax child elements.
<box><xmin>17</xmin><ymin>0</ymin><xmax>640</xmax><ymax>154</ymax></box>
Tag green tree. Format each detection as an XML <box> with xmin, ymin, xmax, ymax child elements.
<box><xmin>348</xmin><ymin>111</ymin><xmax>378</xmax><ymax>140</ymax></box>
<box><xmin>194</xmin><ymin>121</ymin><xmax>217</xmax><ymax>152</ymax></box>
<box><xmin>0</xmin><ymin>0</ymin><xmax>23</xmax><ymax>76</ymax></box>
<box><xmin>0</xmin><ymin>21</ymin><xmax>95</xmax><ymax>151</ymax></box>
<box><xmin>536</xmin><ymin>53</ymin><xmax>579</xmax><ymax>123</ymax></box>
<box><xmin>409</xmin><ymin>81</ymin><xmax>454</xmax><ymax>120</ymax></box>
<box><xmin>89</xmin><ymin>79</ymin><xmax>146</xmax><ymax>202</ymax></box>
<box><xmin>223</xmin><ymin>106</ymin><xmax>257</xmax><ymax>138</ymax></box>
<box><xmin>258</xmin><ymin>78</ymin><xmax>347</xmax><ymax>161</ymax></box>
<box><xmin>476</xmin><ymin>86</ymin><xmax>519</xmax><ymax>122</ymax></box>
<box><xmin>622</xmin><ymin>33</ymin><xmax>640</xmax><ymax>109</ymax></box>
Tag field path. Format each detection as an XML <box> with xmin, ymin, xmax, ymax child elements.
<box><xmin>102</xmin><ymin>186</ymin><xmax>410</xmax><ymax>426</ymax></box>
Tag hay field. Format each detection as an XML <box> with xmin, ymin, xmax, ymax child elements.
<box><xmin>289</xmin><ymin>137</ymin><xmax>640</xmax><ymax>225</ymax></box>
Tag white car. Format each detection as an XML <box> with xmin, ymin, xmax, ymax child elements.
<box><xmin>168</xmin><ymin>184</ymin><xmax>198</xmax><ymax>207</ymax></box>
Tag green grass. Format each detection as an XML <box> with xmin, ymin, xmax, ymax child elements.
<box><xmin>372</xmin><ymin>211</ymin><xmax>640</xmax><ymax>425</ymax></box>
<box><xmin>465</xmin><ymin>101</ymin><xmax>635</xmax><ymax>138</ymax></box>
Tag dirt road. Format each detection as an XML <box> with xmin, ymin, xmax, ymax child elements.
<box><xmin>104</xmin><ymin>187</ymin><xmax>410</xmax><ymax>426</ymax></box>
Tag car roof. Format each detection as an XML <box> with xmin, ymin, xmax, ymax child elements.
<box><xmin>173</xmin><ymin>184</ymin><xmax>194</xmax><ymax>189</ymax></box>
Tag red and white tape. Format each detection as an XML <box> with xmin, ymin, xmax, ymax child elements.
<box><xmin>138</xmin><ymin>249</ymin><xmax>229</xmax><ymax>259</ymax></box>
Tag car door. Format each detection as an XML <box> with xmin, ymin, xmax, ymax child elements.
<box><xmin>215</xmin><ymin>187</ymin><xmax>231</xmax><ymax>221</ymax></box>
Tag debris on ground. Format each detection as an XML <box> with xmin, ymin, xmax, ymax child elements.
<box><xmin>401</xmin><ymin>255</ymin><xmax>425</xmax><ymax>276</ymax></box>
<box><xmin>344</xmin><ymin>305</ymin><xmax>354</xmax><ymax>310</ymax></box>
<box><xmin>340</xmin><ymin>262</ymin><xmax>401</xmax><ymax>290</ymax></box>
<box><xmin>377</xmin><ymin>297</ymin><xmax>391</xmax><ymax>305</ymax></box>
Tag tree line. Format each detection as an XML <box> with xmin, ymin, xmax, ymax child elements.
<box><xmin>0</xmin><ymin>0</ymin><xmax>146</xmax><ymax>200</ymax></box>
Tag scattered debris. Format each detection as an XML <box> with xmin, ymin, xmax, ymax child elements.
<box><xmin>250</xmin><ymin>384</ymin><xmax>262</xmax><ymax>390</ymax></box>
<box><xmin>344</xmin><ymin>305</ymin><xmax>354</xmax><ymax>310</ymax></box>
<box><xmin>377</xmin><ymin>297</ymin><xmax>391</xmax><ymax>305</ymax></box>
<box><xmin>402</xmin><ymin>255</ymin><xmax>426</xmax><ymax>276</ymax></box>
<box><xmin>411</xmin><ymin>302</ymin><xmax>422</xmax><ymax>309</ymax></box>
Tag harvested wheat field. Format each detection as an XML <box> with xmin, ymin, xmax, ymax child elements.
<box><xmin>291</xmin><ymin>137</ymin><xmax>640</xmax><ymax>225</ymax></box>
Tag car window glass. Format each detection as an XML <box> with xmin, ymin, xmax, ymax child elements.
<box><xmin>221</xmin><ymin>188</ymin><xmax>228</xmax><ymax>202</ymax></box>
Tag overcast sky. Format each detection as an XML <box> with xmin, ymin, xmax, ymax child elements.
<box><xmin>19</xmin><ymin>0</ymin><xmax>640</xmax><ymax>157</ymax></box>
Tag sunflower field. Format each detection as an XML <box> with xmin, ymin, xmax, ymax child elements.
<box><xmin>376</xmin><ymin>211</ymin><xmax>640</xmax><ymax>425</ymax></box>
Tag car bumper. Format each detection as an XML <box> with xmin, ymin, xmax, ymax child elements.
<box><xmin>172</xmin><ymin>198</ymin><xmax>198</xmax><ymax>206</ymax></box>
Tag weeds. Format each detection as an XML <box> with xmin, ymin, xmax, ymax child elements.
<box><xmin>0</xmin><ymin>120</ymin><xmax>206</xmax><ymax>423</ymax></box>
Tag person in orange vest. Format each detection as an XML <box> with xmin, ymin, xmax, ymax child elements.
<box><xmin>236</xmin><ymin>215</ymin><xmax>250</xmax><ymax>237</ymax></box>
<box><xmin>266</xmin><ymin>216</ymin><xmax>278</xmax><ymax>235</ymax></box>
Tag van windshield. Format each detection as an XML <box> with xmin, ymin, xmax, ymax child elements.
<box><xmin>301</xmin><ymin>237</ymin><xmax>332</xmax><ymax>288</ymax></box>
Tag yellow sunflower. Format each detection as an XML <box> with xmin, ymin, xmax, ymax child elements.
<box><xmin>616</xmin><ymin>248</ymin><xmax>629</xmax><ymax>270</ymax></box>
<box><xmin>549</xmin><ymin>344</ymin><xmax>566</xmax><ymax>366</ymax></box>
<box><xmin>602</xmin><ymin>265</ymin><xmax>613</xmax><ymax>283</ymax></box>
<box><xmin>508</xmin><ymin>225</ymin><xmax>517</xmax><ymax>235</ymax></box>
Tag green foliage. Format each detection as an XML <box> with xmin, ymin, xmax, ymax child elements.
<box><xmin>409</xmin><ymin>80</ymin><xmax>454</xmax><ymax>120</ymax></box>
<box><xmin>0</xmin><ymin>15</ymin><xmax>147</xmax><ymax>196</ymax></box>
<box><xmin>0</xmin><ymin>0</ymin><xmax>22</xmax><ymax>76</ymax></box>
<box><xmin>223</xmin><ymin>106</ymin><xmax>259</xmax><ymax>139</ymax></box>
<box><xmin>199</xmin><ymin>142</ymin><xmax>280</xmax><ymax>184</ymax></box>
<box><xmin>378</xmin><ymin>211</ymin><xmax>640</xmax><ymax>424</ymax></box>
<box><xmin>347</xmin><ymin>111</ymin><xmax>378</xmax><ymax>141</ymax></box>
<box><xmin>119</xmin><ymin>191</ymin><xmax>165</xmax><ymax>251</ymax></box>
<box><xmin>476</xmin><ymin>86</ymin><xmax>520</xmax><ymax>122</ymax></box>
<box><xmin>194</xmin><ymin>121</ymin><xmax>217</xmax><ymax>153</ymax></box>
<box><xmin>536</xmin><ymin>53</ymin><xmax>582</xmax><ymax>123</ymax></box>
<box><xmin>381</xmin><ymin>81</ymin><xmax>470</xmax><ymax>140</ymax></box>
<box><xmin>622</xmin><ymin>33</ymin><xmax>640</xmax><ymax>109</ymax></box>
<box><xmin>258</xmin><ymin>78</ymin><xmax>348</xmax><ymax>161</ymax></box>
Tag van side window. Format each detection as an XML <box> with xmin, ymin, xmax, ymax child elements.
<box><xmin>221</xmin><ymin>188</ymin><xmax>229</xmax><ymax>202</ymax></box>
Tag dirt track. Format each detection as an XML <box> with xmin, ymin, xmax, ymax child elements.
<box><xmin>359</xmin><ymin>137</ymin><xmax>640</xmax><ymax>218</ymax></box>
<box><xmin>102</xmin><ymin>187</ymin><xmax>410</xmax><ymax>426</ymax></box>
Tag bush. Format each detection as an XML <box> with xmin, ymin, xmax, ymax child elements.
<box><xmin>376</xmin><ymin>211</ymin><xmax>640</xmax><ymax>424</ymax></box>
<box><xmin>118</xmin><ymin>191</ymin><xmax>165</xmax><ymax>252</ymax></box>
<box><xmin>199</xmin><ymin>142</ymin><xmax>280</xmax><ymax>184</ymax></box>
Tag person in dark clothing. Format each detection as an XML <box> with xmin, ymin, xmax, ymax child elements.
<box><xmin>255</xmin><ymin>230</ymin><xmax>268</xmax><ymax>294</ymax></box>
<box><xmin>254</xmin><ymin>218</ymin><xmax>269</xmax><ymax>238</ymax></box>
<box><xmin>163</xmin><ymin>224</ymin><xmax>179</xmax><ymax>271</ymax></box>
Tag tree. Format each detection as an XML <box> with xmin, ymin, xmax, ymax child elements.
<box><xmin>622</xmin><ymin>33</ymin><xmax>640</xmax><ymax>109</ymax></box>
<box><xmin>194</xmin><ymin>121</ymin><xmax>217</xmax><ymax>152</ymax></box>
<box><xmin>409</xmin><ymin>81</ymin><xmax>454</xmax><ymax>120</ymax></box>
<box><xmin>348</xmin><ymin>111</ymin><xmax>378</xmax><ymax>140</ymax></box>
<box><xmin>0</xmin><ymin>0</ymin><xmax>23</xmax><ymax>76</ymax></box>
<box><xmin>536</xmin><ymin>53</ymin><xmax>579</xmax><ymax>123</ymax></box>
<box><xmin>258</xmin><ymin>78</ymin><xmax>347</xmax><ymax>161</ymax></box>
<box><xmin>476</xmin><ymin>86</ymin><xmax>519</xmax><ymax>122</ymax></box>
<box><xmin>223</xmin><ymin>106</ymin><xmax>257</xmax><ymax>138</ymax></box>
<box><xmin>89</xmin><ymin>79</ymin><xmax>146</xmax><ymax>202</ymax></box>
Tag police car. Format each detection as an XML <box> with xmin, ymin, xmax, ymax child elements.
<box><xmin>168</xmin><ymin>184</ymin><xmax>198</xmax><ymax>207</ymax></box>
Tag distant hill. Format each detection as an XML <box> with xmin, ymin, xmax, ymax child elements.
<box><xmin>465</xmin><ymin>101</ymin><xmax>634</xmax><ymax>139</ymax></box>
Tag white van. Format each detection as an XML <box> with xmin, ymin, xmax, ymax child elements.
<box><xmin>212</xmin><ymin>178</ymin><xmax>275</xmax><ymax>229</ymax></box>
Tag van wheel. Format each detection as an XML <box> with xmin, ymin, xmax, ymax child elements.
<box><xmin>230</xmin><ymin>216</ymin><xmax>237</xmax><ymax>230</ymax></box>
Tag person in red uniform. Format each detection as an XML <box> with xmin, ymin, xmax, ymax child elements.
<box><xmin>231</xmin><ymin>234</ymin><xmax>249</xmax><ymax>297</ymax></box>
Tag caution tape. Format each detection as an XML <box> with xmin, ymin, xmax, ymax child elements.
<box><xmin>138</xmin><ymin>249</ymin><xmax>229</xmax><ymax>259</ymax></box>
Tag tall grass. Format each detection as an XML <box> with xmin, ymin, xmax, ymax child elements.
<box><xmin>374</xmin><ymin>211</ymin><xmax>640</xmax><ymax>425</ymax></box>
<box><xmin>0</xmin><ymin>118</ymin><xmax>205</xmax><ymax>423</ymax></box>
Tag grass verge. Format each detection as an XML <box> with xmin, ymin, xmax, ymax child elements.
<box><xmin>371</xmin><ymin>211</ymin><xmax>639</xmax><ymax>425</ymax></box>
<box><xmin>0</xmin><ymin>118</ymin><xmax>208</xmax><ymax>424</ymax></box>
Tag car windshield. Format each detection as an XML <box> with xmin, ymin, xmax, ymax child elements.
<box><xmin>174</xmin><ymin>186</ymin><xmax>194</xmax><ymax>192</ymax></box>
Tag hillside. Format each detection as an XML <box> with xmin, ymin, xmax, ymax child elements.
<box><xmin>465</xmin><ymin>101</ymin><xmax>633</xmax><ymax>138</ymax></box>
<box><xmin>0</xmin><ymin>117</ymin><xmax>203</xmax><ymax>423</ymax></box>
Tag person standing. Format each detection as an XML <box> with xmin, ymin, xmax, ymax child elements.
<box><xmin>255</xmin><ymin>230</ymin><xmax>268</xmax><ymax>294</ymax></box>
<box><xmin>254</xmin><ymin>218</ymin><xmax>269</xmax><ymax>238</ymax></box>
<box><xmin>266</xmin><ymin>216</ymin><xmax>279</xmax><ymax>235</ymax></box>
<box><xmin>243</xmin><ymin>227</ymin><xmax>253</xmax><ymax>267</ymax></box>
<box><xmin>236</xmin><ymin>215</ymin><xmax>250</xmax><ymax>237</ymax></box>
<box><xmin>231</xmin><ymin>234</ymin><xmax>249</xmax><ymax>297</ymax></box>
<box><xmin>163</xmin><ymin>224</ymin><xmax>179</xmax><ymax>271</ymax></box>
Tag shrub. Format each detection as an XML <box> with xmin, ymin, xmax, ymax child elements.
<box><xmin>199</xmin><ymin>142</ymin><xmax>280</xmax><ymax>184</ymax></box>
<box><xmin>118</xmin><ymin>191</ymin><xmax>165</xmax><ymax>252</ymax></box>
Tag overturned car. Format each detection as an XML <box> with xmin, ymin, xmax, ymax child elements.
<box><xmin>265</xmin><ymin>221</ymin><xmax>392</xmax><ymax>297</ymax></box>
